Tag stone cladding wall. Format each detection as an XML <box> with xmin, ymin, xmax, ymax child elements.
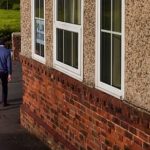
<box><xmin>20</xmin><ymin>0</ymin><xmax>150</xmax><ymax>111</ymax></box>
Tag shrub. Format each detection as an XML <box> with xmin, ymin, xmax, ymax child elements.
<box><xmin>0</xmin><ymin>0</ymin><xmax>20</xmax><ymax>9</ymax></box>
<box><xmin>12</xmin><ymin>3</ymin><xmax>20</xmax><ymax>10</ymax></box>
<box><xmin>0</xmin><ymin>9</ymin><xmax>20</xmax><ymax>48</ymax></box>
<box><xmin>0</xmin><ymin>25</ymin><xmax>14</xmax><ymax>48</ymax></box>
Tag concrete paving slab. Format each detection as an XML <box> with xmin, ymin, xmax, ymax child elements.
<box><xmin>0</xmin><ymin>61</ymin><xmax>50</xmax><ymax>150</ymax></box>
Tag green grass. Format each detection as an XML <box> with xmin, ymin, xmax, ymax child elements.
<box><xmin>0</xmin><ymin>9</ymin><xmax>20</xmax><ymax>31</ymax></box>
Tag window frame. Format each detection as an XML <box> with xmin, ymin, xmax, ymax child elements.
<box><xmin>31</xmin><ymin>0</ymin><xmax>46</xmax><ymax>64</ymax></box>
<box><xmin>95</xmin><ymin>0</ymin><xmax>125</xmax><ymax>99</ymax></box>
<box><xmin>53</xmin><ymin>0</ymin><xmax>83</xmax><ymax>81</ymax></box>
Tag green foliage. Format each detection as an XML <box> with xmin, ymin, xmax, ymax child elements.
<box><xmin>12</xmin><ymin>3</ymin><xmax>20</xmax><ymax>10</ymax></box>
<box><xmin>0</xmin><ymin>0</ymin><xmax>20</xmax><ymax>9</ymax></box>
<box><xmin>0</xmin><ymin>25</ymin><xmax>14</xmax><ymax>49</ymax></box>
<box><xmin>0</xmin><ymin>9</ymin><xmax>20</xmax><ymax>31</ymax></box>
<box><xmin>0</xmin><ymin>25</ymin><xmax>13</xmax><ymax>40</ymax></box>
<box><xmin>0</xmin><ymin>9</ymin><xmax>20</xmax><ymax>48</ymax></box>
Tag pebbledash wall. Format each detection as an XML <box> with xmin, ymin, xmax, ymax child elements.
<box><xmin>20</xmin><ymin>0</ymin><xmax>150</xmax><ymax>150</ymax></box>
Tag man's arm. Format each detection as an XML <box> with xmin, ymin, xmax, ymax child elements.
<box><xmin>7</xmin><ymin>50</ymin><xmax>12</xmax><ymax>81</ymax></box>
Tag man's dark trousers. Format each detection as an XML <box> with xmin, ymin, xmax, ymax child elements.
<box><xmin>0</xmin><ymin>72</ymin><xmax>8</xmax><ymax>105</ymax></box>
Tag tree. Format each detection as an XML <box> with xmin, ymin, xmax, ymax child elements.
<box><xmin>0</xmin><ymin>0</ymin><xmax>20</xmax><ymax>9</ymax></box>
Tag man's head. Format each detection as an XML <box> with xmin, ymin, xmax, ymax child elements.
<box><xmin>0</xmin><ymin>41</ymin><xmax>4</xmax><ymax>46</ymax></box>
<box><xmin>0</xmin><ymin>40</ymin><xmax>11</xmax><ymax>49</ymax></box>
<box><xmin>0</xmin><ymin>41</ymin><xmax>8</xmax><ymax>48</ymax></box>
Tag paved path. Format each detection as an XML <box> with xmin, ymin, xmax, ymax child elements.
<box><xmin>0</xmin><ymin>61</ymin><xmax>50</xmax><ymax>150</ymax></box>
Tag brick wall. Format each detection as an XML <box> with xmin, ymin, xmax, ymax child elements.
<box><xmin>20</xmin><ymin>55</ymin><xmax>150</xmax><ymax>150</ymax></box>
<box><xmin>12</xmin><ymin>32</ymin><xmax>21</xmax><ymax>61</ymax></box>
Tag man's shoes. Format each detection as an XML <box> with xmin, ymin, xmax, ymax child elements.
<box><xmin>0</xmin><ymin>101</ymin><xmax>9</xmax><ymax>107</ymax></box>
<box><xmin>3</xmin><ymin>103</ymin><xmax>9</xmax><ymax>107</ymax></box>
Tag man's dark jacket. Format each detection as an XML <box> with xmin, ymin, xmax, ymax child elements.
<box><xmin>0</xmin><ymin>46</ymin><xmax>12</xmax><ymax>75</ymax></box>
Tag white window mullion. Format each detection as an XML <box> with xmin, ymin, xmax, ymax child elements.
<box><xmin>121</xmin><ymin>0</ymin><xmax>125</xmax><ymax>99</ymax></box>
<box><xmin>38</xmin><ymin>0</ymin><xmax>41</xmax><ymax>57</ymax></box>
<box><xmin>71</xmin><ymin>0</ymin><xmax>74</xmax><ymax>67</ymax></box>
<box><xmin>71</xmin><ymin>33</ymin><xmax>73</xmax><ymax>66</ymax></box>
<box><xmin>64</xmin><ymin>0</ymin><xmax>66</xmax><ymax>22</ymax></box>
<box><xmin>39</xmin><ymin>0</ymin><xmax>41</xmax><ymax>57</ymax></box>
<box><xmin>73</xmin><ymin>0</ymin><xmax>75</xmax><ymax>23</ymax></box>
<box><xmin>63</xmin><ymin>30</ymin><xmax>65</xmax><ymax>63</ymax></box>
<box><xmin>101</xmin><ymin>29</ymin><xmax>121</xmax><ymax>36</ymax></box>
<box><xmin>78</xmin><ymin>0</ymin><xmax>81</xmax><ymax>24</ymax></box>
<box><xmin>110</xmin><ymin>0</ymin><xmax>113</xmax><ymax>86</ymax></box>
<box><xmin>56</xmin><ymin>21</ymin><xmax>81</xmax><ymax>31</ymax></box>
<box><xmin>39</xmin><ymin>0</ymin><xmax>40</xmax><ymax>18</ymax></box>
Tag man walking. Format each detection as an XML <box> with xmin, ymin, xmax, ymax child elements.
<box><xmin>0</xmin><ymin>42</ymin><xmax>12</xmax><ymax>107</ymax></box>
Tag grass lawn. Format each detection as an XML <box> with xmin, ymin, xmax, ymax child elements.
<box><xmin>0</xmin><ymin>9</ymin><xmax>20</xmax><ymax>31</ymax></box>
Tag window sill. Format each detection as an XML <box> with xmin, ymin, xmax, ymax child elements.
<box><xmin>53</xmin><ymin>63</ymin><xmax>83</xmax><ymax>82</ymax></box>
<box><xmin>95</xmin><ymin>82</ymin><xmax>124</xmax><ymax>100</ymax></box>
<box><xmin>32</xmin><ymin>54</ymin><xmax>46</xmax><ymax>64</ymax></box>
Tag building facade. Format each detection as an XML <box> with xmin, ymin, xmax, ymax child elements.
<box><xmin>20</xmin><ymin>0</ymin><xmax>150</xmax><ymax>149</ymax></box>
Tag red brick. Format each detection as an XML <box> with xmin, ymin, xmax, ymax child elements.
<box><xmin>118</xmin><ymin>134</ymin><xmax>124</xmax><ymax>142</ymax></box>
<box><xmin>20</xmin><ymin>56</ymin><xmax>150</xmax><ymax>150</ymax></box>
<box><xmin>133</xmin><ymin>136</ymin><xmax>143</xmax><ymax>147</ymax></box>
<box><xmin>129</xmin><ymin>126</ymin><xmax>137</xmax><ymax>135</ymax></box>
<box><xmin>113</xmin><ymin>145</ymin><xmax>120</xmax><ymax>150</ymax></box>
<box><xmin>105</xmin><ymin>139</ymin><xmax>112</xmax><ymax>147</ymax></box>
<box><xmin>138</xmin><ymin>131</ymin><xmax>149</xmax><ymax>142</ymax></box>
<box><xmin>130</xmin><ymin>143</ymin><xmax>143</xmax><ymax>150</ymax></box>
<box><xmin>112</xmin><ymin>117</ymin><xmax>120</xmax><ymax>125</ymax></box>
<box><xmin>125</xmin><ymin>131</ymin><xmax>133</xmax><ymax>140</ymax></box>
<box><xmin>143</xmin><ymin>142</ymin><xmax>150</xmax><ymax>150</ymax></box>
<box><xmin>115</xmin><ymin>126</ymin><xmax>124</xmax><ymax>135</ymax></box>
<box><xmin>120</xmin><ymin>121</ymin><xmax>128</xmax><ymax>130</ymax></box>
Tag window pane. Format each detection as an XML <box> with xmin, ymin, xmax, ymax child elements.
<box><xmin>35</xmin><ymin>43</ymin><xmax>40</xmax><ymax>55</ymax></box>
<box><xmin>40</xmin><ymin>44</ymin><xmax>44</xmax><ymax>57</ymax></box>
<box><xmin>56</xmin><ymin>29</ymin><xmax>63</xmax><ymax>62</ymax></box>
<box><xmin>100</xmin><ymin>32</ymin><xmax>111</xmax><ymax>84</ymax></box>
<box><xmin>112</xmin><ymin>35</ymin><xmax>121</xmax><ymax>89</ymax></box>
<box><xmin>40</xmin><ymin>0</ymin><xmax>44</xmax><ymax>18</ymax></box>
<box><xmin>72</xmin><ymin>33</ymin><xmax>78</xmax><ymax>68</ymax></box>
<box><xmin>64</xmin><ymin>0</ymin><xmax>73</xmax><ymax>23</ymax></box>
<box><xmin>56</xmin><ymin>29</ymin><xmax>78</xmax><ymax>68</ymax></box>
<box><xmin>57</xmin><ymin>0</ymin><xmax>81</xmax><ymax>24</ymax></box>
<box><xmin>35</xmin><ymin>19</ymin><xmax>44</xmax><ymax>57</ymax></box>
<box><xmin>57</xmin><ymin>0</ymin><xmax>64</xmax><ymax>21</ymax></box>
<box><xmin>35</xmin><ymin>43</ymin><xmax>44</xmax><ymax>57</ymax></box>
<box><xmin>35</xmin><ymin>19</ymin><xmax>44</xmax><ymax>43</ymax></box>
<box><xmin>35</xmin><ymin>0</ymin><xmax>39</xmax><ymax>17</ymax></box>
<box><xmin>74</xmin><ymin>0</ymin><xmax>81</xmax><ymax>24</ymax></box>
<box><xmin>64</xmin><ymin>30</ymin><xmax>72</xmax><ymax>66</ymax></box>
<box><xmin>101</xmin><ymin>0</ymin><xmax>111</xmax><ymax>30</ymax></box>
<box><xmin>113</xmin><ymin>0</ymin><xmax>121</xmax><ymax>32</ymax></box>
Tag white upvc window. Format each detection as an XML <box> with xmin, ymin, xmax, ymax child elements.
<box><xmin>96</xmin><ymin>0</ymin><xmax>125</xmax><ymax>99</ymax></box>
<box><xmin>53</xmin><ymin>0</ymin><xmax>83</xmax><ymax>81</ymax></box>
<box><xmin>32</xmin><ymin>0</ymin><xmax>46</xmax><ymax>64</ymax></box>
